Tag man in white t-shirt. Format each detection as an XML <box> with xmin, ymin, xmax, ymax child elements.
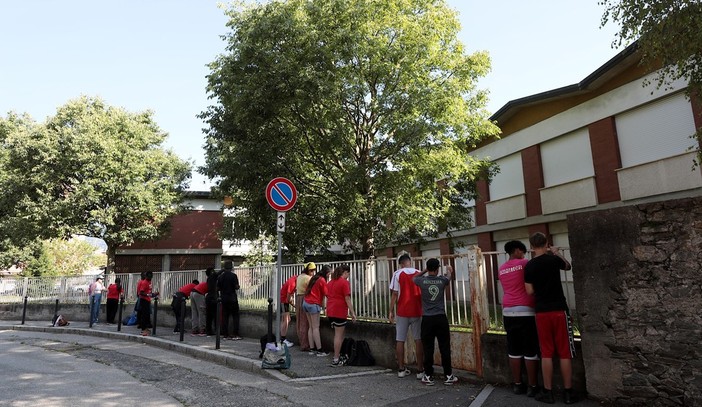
<box><xmin>389</xmin><ymin>252</ymin><xmax>424</xmax><ymax>379</ymax></box>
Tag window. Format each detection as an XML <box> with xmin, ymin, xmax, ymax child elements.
<box><xmin>489</xmin><ymin>153</ymin><xmax>525</xmax><ymax>201</ymax></box>
<box><xmin>540</xmin><ymin>128</ymin><xmax>594</xmax><ymax>187</ymax></box>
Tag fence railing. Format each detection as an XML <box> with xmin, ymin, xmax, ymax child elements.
<box><xmin>0</xmin><ymin>247</ymin><xmax>576</xmax><ymax>332</ymax></box>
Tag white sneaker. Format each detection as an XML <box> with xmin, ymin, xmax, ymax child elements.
<box><xmin>398</xmin><ymin>368</ymin><xmax>411</xmax><ymax>378</ymax></box>
<box><xmin>421</xmin><ymin>374</ymin><xmax>435</xmax><ymax>386</ymax></box>
<box><xmin>283</xmin><ymin>339</ymin><xmax>294</xmax><ymax>347</ymax></box>
<box><xmin>444</xmin><ymin>374</ymin><xmax>458</xmax><ymax>385</ymax></box>
<box><xmin>416</xmin><ymin>371</ymin><xmax>425</xmax><ymax>380</ymax></box>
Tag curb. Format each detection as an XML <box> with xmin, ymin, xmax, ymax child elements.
<box><xmin>0</xmin><ymin>324</ymin><xmax>289</xmax><ymax>381</ymax></box>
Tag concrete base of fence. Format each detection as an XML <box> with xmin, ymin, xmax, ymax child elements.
<box><xmin>0</xmin><ymin>303</ymin><xmax>586</xmax><ymax>392</ymax></box>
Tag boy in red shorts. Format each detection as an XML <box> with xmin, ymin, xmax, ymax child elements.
<box><xmin>524</xmin><ymin>232</ymin><xmax>576</xmax><ymax>404</ymax></box>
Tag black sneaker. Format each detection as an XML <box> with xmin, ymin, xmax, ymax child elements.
<box><xmin>527</xmin><ymin>385</ymin><xmax>540</xmax><ymax>398</ymax></box>
<box><xmin>564</xmin><ymin>389</ymin><xmax>578</xmax><ymax>404</ymax></box>
<box><xmin>535</xmin><ymin>390</ymin><xmax>555</xmax><ymax>404</ymax></box>
<box><xmin>512</xmin><ymin>383</ymin><xmax>527</xmax><ymax>395</ymax></box>
<box><xmin>331</xmin><ymin>359</ymin><xmax>342</xmax><ymax>367</ymax></box>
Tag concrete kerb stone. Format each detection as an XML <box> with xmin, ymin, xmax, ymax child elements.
<box><xmin>0</xmin><ymin>323</ymin><xmax>284</xmax><ymax>381</ymax></box>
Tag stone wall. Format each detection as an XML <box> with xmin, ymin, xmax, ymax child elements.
<box><xmin>568</xmin><ymin>196</ymin><xmax>702</xmax><ymax>406</ymax></box>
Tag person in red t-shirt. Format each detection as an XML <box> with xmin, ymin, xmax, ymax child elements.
<box><xmin>279</xmin><ymin>275</ymin><xmax>297</xmax><ymax>347</ymax></box>
<box><xmin>105</xmin><ymin>278</ymin><xmax>123</xmax><ymax>324</ymax></box>
<box><xmin>326</xmin><ymin>264</ymin><xmax>357</xmax><ymax>366</ymax></box>
<box><xmin>137</xmin><ymin>271</ymin><xmax>159</xmax><ymax>336</ymax></box>
<box><xmin>303</xmin><ymin>265</ymin><xmax>331</xmax><ymax>356</ymax></box>
<box><xmin>190</xmin><ymin>280</ymin><xmax>209</xmax><ymax>336</ymax></box>
<box><xmin>171</xmin><ymin>280</ymin><xmax>198</xmax><ymax>334</ymax></box>
<box><xmin>498</xmin><ymin>240</ymin><xmax>539</xmax><ymax>397</ymax></box>
<box><xmin>389</xmin><ymin>252</ymin><xmax>424</xmax><ymax>378</ymax></box>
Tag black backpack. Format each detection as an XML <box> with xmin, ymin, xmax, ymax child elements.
<box><xmin>347</xmin><ymin>339</ymin><xmax>375</xmax><ymax>366</ymax></box>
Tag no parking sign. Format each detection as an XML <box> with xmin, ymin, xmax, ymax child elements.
<box><xmin>265</xmin><ymin>177</ymin><xmax>297</xmax><ymax>212</ymax></box>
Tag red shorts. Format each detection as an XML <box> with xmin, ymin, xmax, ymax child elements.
<box><xmin>535</xmin><ymin>311</ymin><xmax>575</xmax><ymax>359</ymax></box>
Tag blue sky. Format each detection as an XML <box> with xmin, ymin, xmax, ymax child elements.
<box><xmin>0</xmin><ymin>1</ymin><xmax>621</xmax><ymax>190</ymax></box>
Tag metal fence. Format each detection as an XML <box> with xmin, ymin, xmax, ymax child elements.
<box><xmin>0</xmin><ymin>247</ymin><xmax>576</xmax><ymax>332</ymax></box>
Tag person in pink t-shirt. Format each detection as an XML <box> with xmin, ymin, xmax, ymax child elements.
<box><xmin>498</xmin><ymin>240</ymin><xmax>539</xmax><ymax>397</ymax></box>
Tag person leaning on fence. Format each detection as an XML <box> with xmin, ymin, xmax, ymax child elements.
<box><xmin>303</xmin><ymin>264</ymin><xmax>331</xmax><ymax>356</ymax></box>
<box><xmin>279</xmin><ymin>273</ymin><xmax>297</xmax><ymax>347</ymax></box>
<box><xmin>498</xmin><ymin>240</ymin><xmax>540</xmax><ymax>397</ymax></box>
<box><xmin>389</xmin><ymin>252</ymin><xmax>424</xmax><ymax>379</ymax></box>
<box><xmin>218</xmin><ymin>261</ymin><xmax>242</xmax><ymax>340</ymax></box>
<box><xmin>105</xmin><ymin>277</ymin><xmax>123</xmax><ymax>324</ymax></box>
<box><xmin>205</xmin><ymin>267</ymin><xmax>219</xmax><ymax>336</ymax></box>
<box><xmin>137</xmin><ymin>271</ymin><xmax>159</xmax><ymax>336</ymax></box>
<box><xmin>327</xmin><ymin>264</ymin><xmax>357</xmax><ymax>367</ymax></box>
<box><xmin>413</xmin><ymin>258</ymin><xmax>458</xmax><ymax>386</ymax></box>
<box><xmin>190</xmin><ymin>279</ymin><xmax>209</xmax><ymax>336</ymax></box>
<box><xmin>171</xmin><ymin>279</ymin><xmax>198</xmax><ymax>334</ymax></box>
<box><xmin>524</xmin><ymin>232</ymin><xmax>576</xmax><ymax>405</ymax></box>
<box><xmin>88</xmin><ymin>277</ymin><xmax>105</xmax><ymax>325</ymax></box>
<box><xmin>295</xmin><ymin>262</ymin><xmax>316</xmax><ymax>351</ymax></box>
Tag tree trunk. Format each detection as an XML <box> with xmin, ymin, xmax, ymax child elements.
<box><xmin>105</xmin><ymin>245</ymin><xmax>116</xmax><ymax>274</ymax></box>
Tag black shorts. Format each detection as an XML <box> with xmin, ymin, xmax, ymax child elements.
<box><xmin>504</xmin><ymin>315</ymin><xmax>539</xmax><ymax>359</ymax></box>
<box><xmin>328</xmin><ymin>317</ymin><xmax>348</xmax><ymax>328</ymax></box>
<box><xmin>279</xmin><ymin>303</ymin><xmax>290</xmax><ymax>313</ymax></box>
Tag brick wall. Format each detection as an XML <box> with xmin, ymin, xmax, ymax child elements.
<box><xmin>568</xmin><ymin>196</ymin><xmax>702</xmax><ymax>405</ymax></box>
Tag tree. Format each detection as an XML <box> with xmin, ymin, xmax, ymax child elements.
<box><xmin>600</xmin><ymin>0</ymin><xmax>702</xmax><ymax>157</ymax></box>
<box><xmin>0</xmin><ymin>96</ymin><xmax>191</xmax><ymax>272</ymax></box>
<box><xmin>201</xmin><ymin>0</ymin><xmax>497</xmax><ymax>257</ymax></box>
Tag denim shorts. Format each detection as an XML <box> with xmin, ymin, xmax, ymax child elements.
<box><xmin>302</xmin><ymin>300</ymin><xmax>322</xmax><ymax>314</ymax></box>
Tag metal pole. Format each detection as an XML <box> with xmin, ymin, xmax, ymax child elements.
<box><xmin>89</xmin><ymin>296</ymin><xmax>94</xmax><ymax>328</ymax></box>
<box><xmin>54</xmin><ymin>299</ymin><xmax>59</xmax><ymax>322</ymax></box>
<box><xmin>117</xmin><ymin>296</ymin><xmax>124</xmax><ymax>332</ymax></box>
<box><xmin>21</xmin><ymin>296</ymin><xmax>28</xmax><ymax>325</ymax></box>
<box><xmin>275</xmin><ymin>231</ymin><xmax>282</xmax><ymax>345</ymax></box>
<box><xmin>152</xmin><ymin>297</ymin><xmax>159</xmax><ymax>336</ymax></box>
<box><xmin>215</xmin><ymin>297</ymin><xmax>222</xmax><ymax>350</ymax></box>
<box><xmin>179</xmin><ymin>297</ymin><xmax>186</xmax><ymax>342</ymax></box>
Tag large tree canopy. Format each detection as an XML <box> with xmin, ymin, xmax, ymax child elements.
<box><xmin>202</xmin><ymin>0</ymin><xmax>497</xmax><ymax>257</ymax></box>
<box><xmin>0</xmin><ymin>96</ymin><xmax>191</xmax><ymax>271</ymax></box>
<box><xmin>601</xmin><ymin>0</ymin><xmax>702</xmax><ymax>155</ymax></box>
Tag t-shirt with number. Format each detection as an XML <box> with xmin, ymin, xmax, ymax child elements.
<box><xmin>413</xmin><ymin>274</ymin><xmax>449</xmax><ymax>316</ymax></box>
<box><xmin>389</xmin><ymin>268</ymin><xmax>422</xmax><ymax>317</ymax></box>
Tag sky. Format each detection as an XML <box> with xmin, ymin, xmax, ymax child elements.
<box><xmin>0</xmin><ymin>1</ymin><xmax>622</xmax><ymax>191</ymax></box>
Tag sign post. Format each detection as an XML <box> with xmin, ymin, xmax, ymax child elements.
<box><xmin>265</xmin><ymin>177</ymin><xmax>297</xmax><ymax>345</ymax></box>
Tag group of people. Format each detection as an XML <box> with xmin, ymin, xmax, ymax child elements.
<box><xmin>498</xmin><ymin>232</ymin><xmax>576</xmax><ymax>404</ymax></box>
<box><xmin>88</xmin><ymin>276</ymin><xmax>123</xmax><ymax>325</ymax></box>
<box><xmin>171</xmin><ymin>261</ymin><xmax>242</xmax><ymax>340</ymax></box>
<box><xmin>278</xmin><ymin>262</ymin><xmax>358</xmax><ymax>366</ymax></box>
<box><xmin>389</xmin><ymin>253</ymin><xmax>458</xmax><ymax>386</ymax></box>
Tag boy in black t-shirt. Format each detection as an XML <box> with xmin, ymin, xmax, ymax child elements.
<box><xmin>524</xmin><ymin>232</ymin><xmax>576</xmax><ymax>404</ymax></box>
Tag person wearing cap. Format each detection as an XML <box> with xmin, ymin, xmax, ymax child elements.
<box><xmin>389</xmin><ymin>252</ymin><xmax>424</xmax><ymax>379</ymax></box>
<box><xmin>88</xmin><ymin>276</ymin><xmax>105</xmax><ymax>325</ymax></box>
<box><xmin>218</xmin><ymin>261</ymin><xmax>242</xmax><ymax>340</ymax></box>
<box><xmin>295</xmin><ymin>262</ymin><xmax>316</xmax><ymax>351</ymax></box>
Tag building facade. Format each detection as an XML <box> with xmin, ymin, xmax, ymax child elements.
<box><xmin>115</xmin><ymin>191</ymin><xmax>223</xmax><ymax>274</ymax></box>
<box><xmin>382</xmin><ymin>44</ymin><xmax>702</xmax><ymax>260</ymax></box>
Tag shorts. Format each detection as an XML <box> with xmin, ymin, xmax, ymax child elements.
<box><xmin>302</xmin><ymin>300</ymin><xmax>322</xmax><ymax>314</ymax></box>
<box><xmin>329</xmin><ymin>317</ymin><xmax>348</xmax><ymax>328</ymax></box>
<box><xmin>279</xmin><ymin>303</ymin><xmax>290</xmax><ymax>313</ymax></box>
<box><xmin>395</xmin><ymin>316</ymin><xmax>421</xmax><ymax>342</ymax></box>
<box><xmin>503</xmin><ymin>315</ymin><xmax>539</xmax><ymax>359</ymax></box>
<box><xmin>535</xmin><ymin>310</ymin><xmax>575</xmax><ymax>359</ymax></box>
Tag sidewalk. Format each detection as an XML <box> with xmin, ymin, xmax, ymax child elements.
<box><xmin>0</xmin><ymin>320</ymin><xmax>604</xmax><ymax>406</ymax></box>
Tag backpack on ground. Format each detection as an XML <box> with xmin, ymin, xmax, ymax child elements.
<box><xmin>261</xmin><ymin>343</ymin><xmax>291</xmax><ymax>369</ymax></box>
<box><xmin>347</xmin><ymin>339</ymin><xmax>375</xmax><ymax>366</ymax></box>
<box><xmin>259</xmin><ymin>333</ymin><xmax>275</xmax><ymax>359</ymax></box>
<box><xmin>52</xmin><ymin>314</ymin><xmax>69</xmax><ymax>327</ymax></box>
<box><xmin>340</xmin><ymin>337</ymin><xmax>355</xmax><ymax>364</ymax></box>
<box><xmin>123</xmin><ymin>311</ymin><xmax>137</xmax><ymax>326</ymax></box>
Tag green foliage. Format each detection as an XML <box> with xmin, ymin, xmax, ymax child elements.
<box><xmin>24</xmin><ymin>246</ymin><xmax>53</xmax><ymax>277</ymax></box>
<box><xmin>600</xmin><ymin>0</ymin><xmax>702</xmax><ymax>159</ymax></box>
<box><xmin>241</xmin><ymin>235</ymin><xmax>276</xmax><ymax>266</ymax></box>
<box><xmin>201</xmin><ymin>0</ymin><xmax>498</xmax><ymax>257</ymax></box>
<box><xmin>0</xmin><ymin>96</ymin><xmax>192</xmax><ymax>270</ymax></box>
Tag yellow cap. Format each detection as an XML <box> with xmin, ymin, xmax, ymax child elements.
<box><xmin>305</xmin><ymin>262</ymin><xmax>316</xmax><ymax>271</ymax></box>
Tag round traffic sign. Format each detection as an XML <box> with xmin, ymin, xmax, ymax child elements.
<box><xmin>265</xmin><ymin>177</ymin><xmax>298</xmax><ymax>212</ymax></box>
